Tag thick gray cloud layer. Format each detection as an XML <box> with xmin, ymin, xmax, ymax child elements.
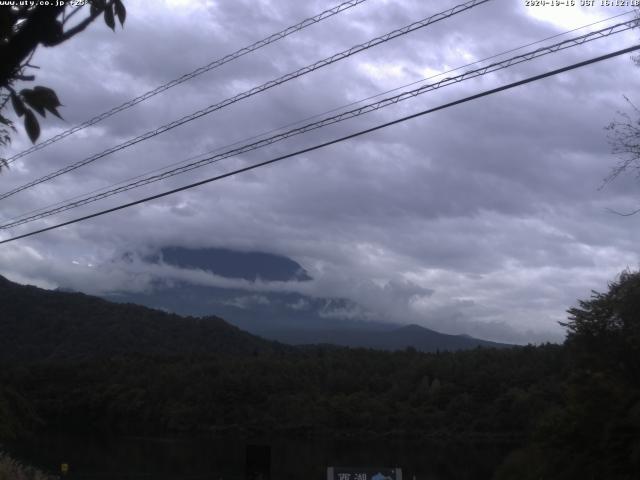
<box><xmin>1</xmin><ymin>0</ymin><xmax>639</xmax><ymax>343</ymax></box>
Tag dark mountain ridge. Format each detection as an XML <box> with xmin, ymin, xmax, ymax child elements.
<box><xmin>1</xmin><ymin>271</ymin><xmax>509</xmax><ymax>363</ymax></box>
<box><xmin>261</xmin><ymin>323</ymin><xmax>510</xmax><ymax>351</ymax></box>
<box><xmin>0</xmin><ymin>275</ymin><xmax>282</xmax><ymax>362</ymax></box>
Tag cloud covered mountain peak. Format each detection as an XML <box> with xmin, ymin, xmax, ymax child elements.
<box><xmin>145</xmin><ymin>246</ymin><xmax>312</xmax><ymax>283</ymax></box>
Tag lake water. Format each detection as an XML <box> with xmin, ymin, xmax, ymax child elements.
<box><xmin>4</xmin><ymin>433</ymin><xmax>514</xmax><ymax>480</ymax></box>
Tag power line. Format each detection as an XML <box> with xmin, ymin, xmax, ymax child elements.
<box><xmin>2</xmin><ymin>18</ymin><xmax>636</xmax><ymax>230</ymax></box>
<box><xmin>3</xmin><ymin>17</ymin><xmax>634</xmax><ymax>228</ymax></box>
<box><xmin>0</xmin><ymin>0</ymin><xmax>491</xmax><ymax>202</ymax></box>
<box><xmin>3</xmin><ymin>0</ymin><xmax>369</xmax><ymax>165</ymax></box>
<box><xmin>7</xmin><ymin>10</ymin><xmax>633</xmax><ymax>225</ymax></box>
<box><xmin>2</xmin><ymin>43</ymin><xmax>637</xmax><ymax>246</ymax></box>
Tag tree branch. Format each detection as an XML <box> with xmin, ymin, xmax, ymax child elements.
<box><xmin>56</xmin><ymin>2</ymin><xmax>114</xmax><ymax>44</ymax></box>
<box><xmin>0</xmin><ymin>6</ymin><xmax>64</xmax><ymax>87</ymax></box>
<box><xmin>62</xmin><ymin>5</ymin><xmax>85</xmax><ymax>26</ymax></box>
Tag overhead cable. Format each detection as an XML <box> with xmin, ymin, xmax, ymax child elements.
<box><xmin>1</xmin><ymin>18</ymin><xmax>636</xmax><ymax>230</ymax></box>
<box><xmin>3</xmin><ymin>0</ymin><xmax>370</xmax><ymax>165</ymax></box>
<box><xmin>1</xmin><ymin>43</ymin><xmax>638</xmax><ymax>245</ymax></box>
<box><xmin>9</xmin><ymin>9</ymin><xmax>632</xmax><ymax>225</ymax></box>
<box><xmin>0</xmin><ymin>0</ymin><xmax>491</xmax><ymax>201</ymax></box>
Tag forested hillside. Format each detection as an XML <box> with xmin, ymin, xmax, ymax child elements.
<box><xmin>0</xmin><ymin>275</ymin><xmax>283</xmax><ymax>361</ymax></box>
<box><xmin>1</xmin><ymin>272</ymin><xmax>639</xmax><ymax>478</ymax></box>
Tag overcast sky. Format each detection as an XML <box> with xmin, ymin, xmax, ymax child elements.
<box><xmin>1</xmin><ymin>0</ymin><xmax>639</xmax><ymax>343</ymax></box>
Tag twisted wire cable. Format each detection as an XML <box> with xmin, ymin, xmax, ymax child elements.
<box><xmin>0</xmin><ymin>0</ymin><xmax>491</xmax><ymax>201</ymax></box>
<box><xmin>2</xmin><ymin>43</ymin><xmax>638</xmax><ymax>245</ymax></box>
<box><xmin>9</xmin><ymin>9</ymin><xmax>631</xmax><ymax>225</ymax></box>
<box><xmin>2</xmin><ymin>17</ymin><xmax>635</xmax><ymax>230</ymax></box>
<box><xmin>4</xmin><ymin>0</ymin><xmax>369</xmax><ymax>165</ymax></box>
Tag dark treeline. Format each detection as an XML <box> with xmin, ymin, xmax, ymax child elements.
<box><xmin>1</xmin><ymin>272</ymin><xmax>639</xmax><ymax>478</ymax></box>
<box><xmin>0</xmin><ymin>345</ymin><xmax>565</xmax><ymax>438</ymax></box>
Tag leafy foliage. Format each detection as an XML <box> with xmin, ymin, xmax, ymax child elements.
<box><xmin>564</xmin><ymin>269</ymin><xmax>640</xmax><ymax>380</ymax></box>
<box><xmin>501</xmin><ymin>270</ymin><xmax>640</xmax><ymax>479</ymax></box>
<box><xmin>0</xmin><ymin>0</ymin><xmax>126</xmax><ymax>160</ymax></box>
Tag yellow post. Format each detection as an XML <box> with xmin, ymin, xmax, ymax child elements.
<box><xmin>60</xmin><ymin>463</ymin><xmax>69</xmax><ymax>476</ymax></box>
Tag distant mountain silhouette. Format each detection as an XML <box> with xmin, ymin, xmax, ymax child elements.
<box><xmin>107</xmin><ymin>282</ymin><xmax>376</xmax><ymax>335</ymax></box>
<box><xmin>0</xmin><ymin>275</ymin><xmax>283</xmax><ymax>362</ymax></box>
<box><xmin>1</xmin><ymin>268</ymin><xmax>510</xmax><ymax>363</ymax></box>
<box><xmin>261</xmin><ymin>323</ymin><xmax>510</xmax><ymax>351</ymax></box>
<box><xmin>108</xmin><ymin>282</ymin><xmax>509</xmax><ymax>351</ymax></box>
<box><xmin>104</xmin><ymin>247</ymin><xmax>513</xmax><ymax>352</ymax></box>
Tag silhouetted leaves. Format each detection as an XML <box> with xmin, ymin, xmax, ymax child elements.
<box><xmin>0</xmin><ymin>113</ymin><xmax>14</xmax><ymax>130</ymax></box>
<box><xmin>89</xmin><ymin>0</ymin><xmax>103</xmax><ymax>17</ymax></box>
<box><xmin>115</xmin><ymin>0</ymin><xmax>127</xmax><ymax>26</ymax></box>
<box><xmin>0</xmin><ymin>113</ymin><xmax>14</xmax><ymax>155</ymax></box>
<box><xmin>40</xmin><ymin>20</ymin><xmax>63</xmax><ymax>46</ymax></box>
<box><xmin>23</xmin><ymin>109</ymin><xmax>39</xmax><ymax>143</ymax></box>
<box><xmin>0</xmin><ymin>9</ymin><xmax>14</xmax><ymax>40</ymax></box>
<box><xmin>10</xmin><ymin>92</ymin><xmax>25</xmax><ymax>117</ymax></box>
<box><xmin>15</xmin><ymin>86</ymin><xmax>63</xmax><ymax>143</ymax></box>
<box><xmin>1</xmin><ymin>2</ymin><xmax>125</xmax><ymax>149</ymax></box>
<box><xmin>104</xmin><ymin>5</ymin><xmax>115</xmax><ymax>31</ymax></box>
<box><xmin>21</xmin><ymin>86</ymin><xmax>63</xmax><ymax>119</ymax></box>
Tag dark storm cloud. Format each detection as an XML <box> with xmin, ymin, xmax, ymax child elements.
<box><xmin>1</xmin><ymin>0</ymin><xmax>639</xmax><ymax>343</ymax></box>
